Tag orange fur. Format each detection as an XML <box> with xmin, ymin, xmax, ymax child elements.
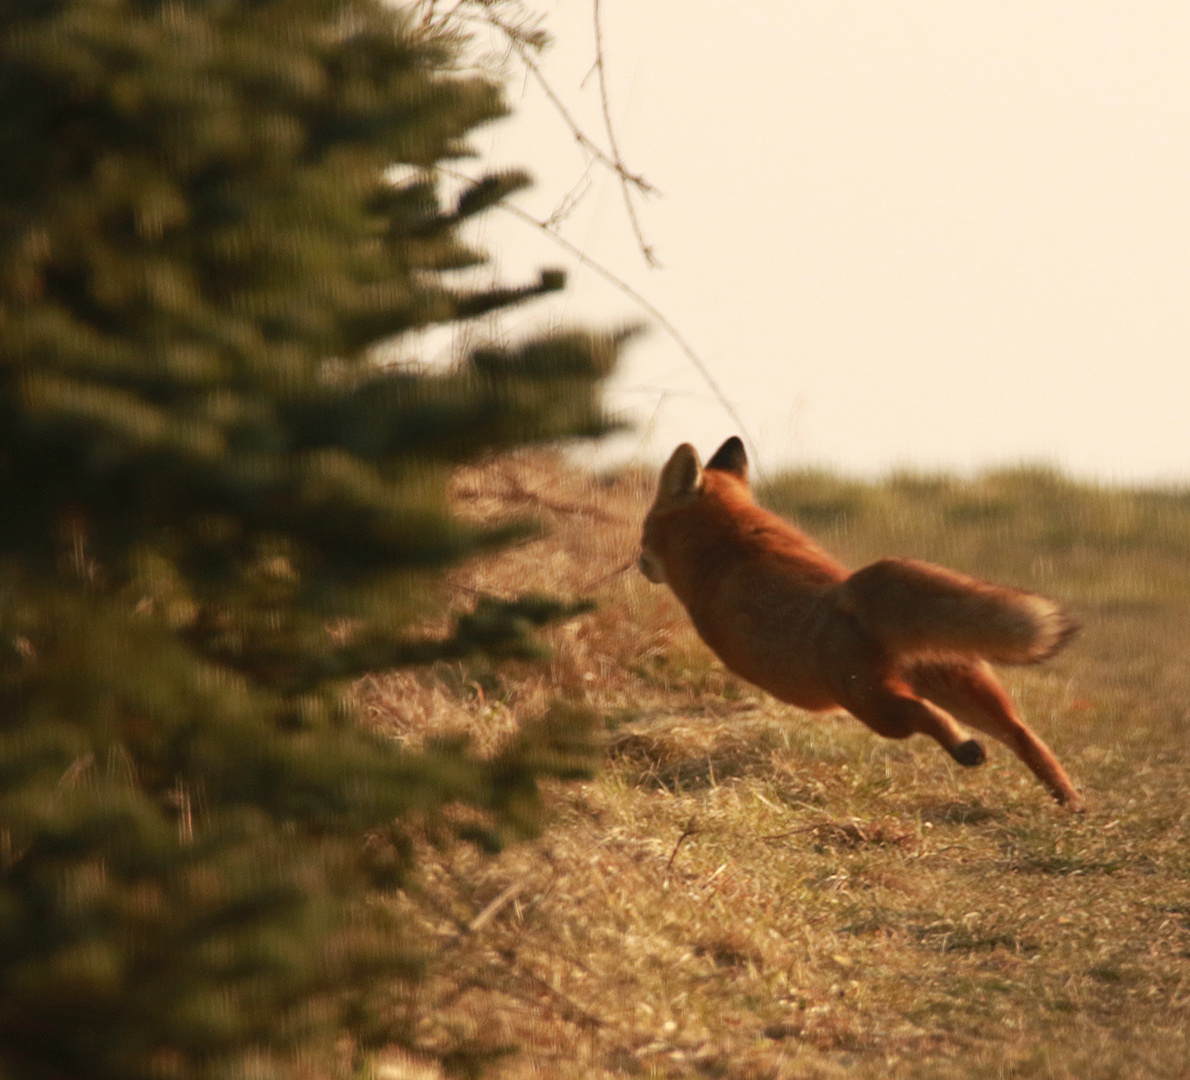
<box><xmin>639</xmin><ymin>438</ymin><xmax>1083</xmax><ymax>808</ymax></box>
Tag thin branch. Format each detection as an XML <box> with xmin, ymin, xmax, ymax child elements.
<box><xmin>467</xmin><ymin>878</ymin><xmax>526</xmax><ymax>933</ymax></box>
<box><xmin>544</xmin><ymin>163</ymin><xmax>595</xmax><ymax>230</ymax></box>
<box><xmin>466</xmin><ymin>4</ymin><xmax>656</xmax><ymax>199</ymax></box>
<box><xmin>492</xmin><ymin>197</ymin><xmax>764</xmax><ymax>472</ymax></box>
<box><xmin>578</xmin><ymin>558</ymin><xmax>635</xmax><ymax>593</ymax></box>
<box><xmin>428</xmin><ymin>8</ymin><xmax>761</xmax><ymax>469</ymax></box>
<box><xmin>592</xmin><ymin>0</ymin><xmax>658</xmax><ymax>266</ymax></box>
<box><xmin>664</xmin><ymin>814</ymin><xmax>699</xmax><ymax>881</ymax></box>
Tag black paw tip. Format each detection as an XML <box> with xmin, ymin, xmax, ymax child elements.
<box><xmin>952</xmin><ymin>739</ymin><xmax>986</xmax><ymax>767</ymax></box>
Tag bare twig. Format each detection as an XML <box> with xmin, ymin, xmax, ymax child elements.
<box><xmin>591</xmin><ymin>0</ymin><xmax>658</xmax><ymax>266</ymax></box>
<box><xmin>664</xmin><ymin>813</ymin><xmax>699</xmax><ymax>879</ymax></box>
<box><xmin>490</xmin><ymin>469</ymin><xmax>620</xmax><ymax>521</ymax></box>
<box><xmin>544</xmin><ymin>164</ymin><xmax>595</xmax><ymax>229</ymax></box>
<box><xmin>430</xmin><ymin>6</ymin><xmax>764</xmax><ymax>471</ymax></box>
<box><xmin>579</xmin><ymin>558</ymin><xmax>636</xmax><ymax>593</ymax></box>
<box><xmin>468</xmin><ymin>4</ymin><xmax>656</xmax><ymax>199</ymax></box>
<box><xmin>467</xmin><ymin>878</ymin><xmax>526</xmax><ymax>933</ymax></box>
<box><xmin>493</xmin><ymin>197</ymin><xmax>764</xmax><ymax>472</ymax></box>
<box><xmin>759</xmin><ymin>826</ymin><xmax>818</xmax><ymax>843</ymax></box>
<box><xmin>480</xmin><ymin>960</ymin><xmax>606</xmax><ymax>1029</ymax></box>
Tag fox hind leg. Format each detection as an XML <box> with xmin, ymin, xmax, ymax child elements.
<box><xmin>837</xmin><ymin>677</ymin><xmax>987</xmax><ymax>768</ymax></box>
<box><xmin>908</xmin><ymin>659</ymin><xmax>1083</xmax><ymax>809</ymax></box>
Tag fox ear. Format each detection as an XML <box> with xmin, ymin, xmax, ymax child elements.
<box><xmin>706</xmin><ymin>436</ymin><xmax>748</xmax><ymax>480</ymax></box>
<box><xmin>658</xmin><ymin>443</ymin><xmax>703</xmax><ymax>502</ymax></box>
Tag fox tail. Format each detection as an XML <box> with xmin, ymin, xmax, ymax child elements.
<box><xmin>834</xmin><ymin>558</ymin><xmax>1078</xmax><ymax>665</ymax></box>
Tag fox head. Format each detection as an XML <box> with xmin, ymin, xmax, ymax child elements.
<box><xmin>639</xmin><ymin>436</ymin><xmax>749</xmax><ymax>584</ymax></box>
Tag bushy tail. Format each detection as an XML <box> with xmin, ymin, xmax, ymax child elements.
<box><xmin>834</xmin><ymin>558</ymin><xmax>1078</xmax><ymax>664</ymax></box>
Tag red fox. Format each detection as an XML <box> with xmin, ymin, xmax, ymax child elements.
<box><xmin>639</xmin><ymin>437</ymin><xmax>1083</xmax><ymax>808</ymax></box>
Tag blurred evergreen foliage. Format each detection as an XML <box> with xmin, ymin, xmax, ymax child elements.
<box><xmin>0</xmin><ymin>2</ymin><xmax>624</xmax><ymax>1076</ymax></box>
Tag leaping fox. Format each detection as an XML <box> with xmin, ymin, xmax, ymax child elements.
<box><xmin>638</xmin><ymin>437</ymin><xmax>1084</xmax><ymax>808</ymax></box>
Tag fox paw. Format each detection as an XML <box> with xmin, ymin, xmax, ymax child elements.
<box><xmin>950</xmin><ymin>739</ymin><xmax>986</xmax><ymax>767</ymax></box>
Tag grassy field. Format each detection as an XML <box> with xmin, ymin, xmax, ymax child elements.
<box><xmin>363</xmin><ymin>452</ymin><xmax>1190</xmax><ymax>1080</ymax></box>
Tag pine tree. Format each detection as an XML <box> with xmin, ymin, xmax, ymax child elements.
<box><xmin>0</xmin><ymin>2</ymin><xmax>624</xmax><ymax>1077</ymax></box>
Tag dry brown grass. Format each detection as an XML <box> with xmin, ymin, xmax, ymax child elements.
<box><xmin>363</xmin><ymin>452</ymin><xmax>1190</xmax><ymax>1080</ymax></box>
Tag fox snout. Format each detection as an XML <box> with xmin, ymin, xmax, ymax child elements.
<box><xmin>638</xmin><ymin>549</ymin><xmax>665</xmax><ymax>584</ymax></box>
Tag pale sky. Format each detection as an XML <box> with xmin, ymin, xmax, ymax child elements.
<box><xmin>451</xmin><ymin>1</ymin><xmax>1190</xmax><ymax>483</ymax></box>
